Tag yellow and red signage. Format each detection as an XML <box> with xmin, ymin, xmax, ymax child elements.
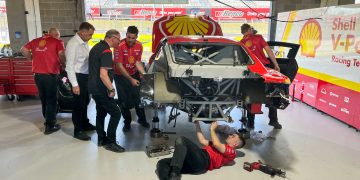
<box><xmin>151</xmin><ymin>15</ymin><xmax>222</xmax><ymax>53</ymax></box>
<box><xmin>276</xmin><ymin>4</ymin><xmax>360</xmax><ymax>129</ymax></box>
<box><xmin>299</xmin><ymin>19</ymin><xmax>322</xmax><ymax>58</ymax></box>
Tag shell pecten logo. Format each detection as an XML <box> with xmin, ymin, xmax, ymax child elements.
<box><xmin>299</xmin><ymin>19</ymin><xmax>322</xmax><ymax>58</ymax></box>
<box><xmin>165</xmin><ymin>15</ymin><xmax>209</xmax><ymax>35</ymax></box>
<box><xmin>38</xmin><ymin>39</ymin><xmax>47</xmax><ymax>49</ymax></box>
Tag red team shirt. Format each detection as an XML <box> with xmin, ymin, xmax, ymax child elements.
<box><xmin>113</xmin><ymin>39</ymin><xmax>143</xmax><ymax>75</ymax></box>
<box><xmin>240</xmin><ymin>34</ymin><xmax>270</xmax><ymax>65</ymax></box>
<box><xmin>203</xmin><ymin>144</ymin><xmax>236</xmax><ymax>170</ymax></box>
<box><xmin>24</xmin><ymin>36</ymin><xmax>65</xmax><ymax>74</ymax></box>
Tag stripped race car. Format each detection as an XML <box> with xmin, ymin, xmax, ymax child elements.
<box><xmin>140</xmin><ymin>15</ymin><xmax>298</xmax><ymax>133</ymax></box>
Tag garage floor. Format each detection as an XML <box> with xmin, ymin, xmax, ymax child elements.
<box><xmin>1</xmin><ymin>95</ymin><xmax>360</xmax><ymax>180</ymax></box>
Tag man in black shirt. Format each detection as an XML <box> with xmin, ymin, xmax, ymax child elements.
<box><xmin>88</xmin><ymin>29</ymin><xmax>124</xmax><ymax>153</ymax></box>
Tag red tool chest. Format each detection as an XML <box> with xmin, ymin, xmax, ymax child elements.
<box><xmin>0</xmin><ymin>58</ymin><xmax>38</xmax><ymax>100</ymax></box>
<box><xmin>11</xmin><ymin>59</ymin><xmax>38</xmax><ymax>96</ymax></box>
<box><xmin>0</xmin><ymin>58</ymin><xmax>11</xmax><ymax>95</ymax></box>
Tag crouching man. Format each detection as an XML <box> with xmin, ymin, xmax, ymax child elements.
<box><xmin>156</xmin><ymin>121</ymin><xmax>246</xmax><ymax>180</ymax></box>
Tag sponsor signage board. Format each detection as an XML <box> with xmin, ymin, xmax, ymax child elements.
<box><xmin>210</xmin><ymin>8</ymin><xmax>269</xmax><ymax>20</ymax></box>
<box><xmin>0</xmin><ymin>6</ymin><xmax>6</xmax><ymax>13</ymax></box>
<box><xmin>117</xmin><ymin>0</ymin><xmax>188</xmax><ymax>4</ymax></box>
<box><xmin>276</xmin><ymin>5</ymin><xmax>360</xmax><ymax>86</ymax></box>
<box><xmin>88</xmin><ymin>7</ymin><xmax>270</xmax><ymax>21</ymax></box>
<box><xmin>316</xmin><ymin>80</ymin><xmax>357</xmax><ymax>125</ymax></box>
<box><xmin>131</xmin><ymin>7</ymin><xmax>186</xmax><ymax>18</ymax></box>
<box><xmin>276</xmin><ymin>4</ymin><xmax>360</xmax><ymax>129</ymax></box>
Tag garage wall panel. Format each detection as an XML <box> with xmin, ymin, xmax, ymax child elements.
<box><xmin>39</xmin><ymin>0</ymin><xmax>85</xmax><ymax>42</ymax></box>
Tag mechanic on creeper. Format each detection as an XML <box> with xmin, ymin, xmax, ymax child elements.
<box><xmin>156</xmin><ymin>121</ymin><xmax>246</xmax><ymax>180</ymax></box>
<box><xmin>113</xmin><ymin>26</ymin><xmax>150</xmax><ymax>132</ymax></box>
<box><xmin>240</xmin><ymin>23</ymin><xmax>282</xmax><ymax>129</ymax></box>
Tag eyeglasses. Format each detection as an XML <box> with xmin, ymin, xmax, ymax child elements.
<box><xmin>111</xmin><ymin>35</ymin><xmax>121</xmax><ymax>41</ymax></box>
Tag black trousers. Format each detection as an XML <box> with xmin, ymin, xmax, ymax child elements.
<box><xmin>34</xmin><ymin>74</ymin><xmax>58</xmax><ymax>127</ymax></box>
<box><xmin>114</xmin><ymin>73</ymin><xmax>146</xmax><ymax>125</ymax></box>
<box><xmin>247</xmin><ymin>106</ymin><xmax>277</xmax><ymax>122</ymax></box>
<box><xmin>247</xmin><ymin>62</ymin><xmax>278</xmax><ymax>123</ymax></box>
<box><xmin>156</xmin><ymin>137</ymin><xmax>209</xmax><ymax>180</ymax></box>
<box><xmin>92</xmin><ymin>95</ymin><xmax>121</xmax><ymax>143</ymax></box>
<box><xmin>264</xmin><ymin>63</ymin><xmax>278</xmax><ymax>122</ymax></box>
<box><xmin>72</xmin><ymin>73</ymin><xmax>90</xmax><ymax>132</ymax></box>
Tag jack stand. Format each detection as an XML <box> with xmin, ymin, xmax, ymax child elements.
<box><xmin>150</xmin><ymin>105</ymin><xmax>177</xmax><ymax>138</ymax></box>
<box><xmin>150</xmin><ymin>116</ymin><xmax>177</xmax><ymax>138</ymax></box>
<box><xmin>150</xmin><ymin>106</ymin><xmax>163</xmax><ymax>138</ymax></box>
<box><xmin>238</xmin><ymin>108</ymin><xmax>250</xmax><ymax>139</ymax></box>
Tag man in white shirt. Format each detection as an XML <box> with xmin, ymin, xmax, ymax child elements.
<box><xmin>65</xmin><ymin>22</ymin><xmax>95</xmax><ymax>140</ymax></box>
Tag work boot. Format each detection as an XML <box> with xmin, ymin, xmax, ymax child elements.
<box><xmin>97</xmin><ymin>136</ymin><xmax>108</xmax><ymax>147</ymax></box>
<box><xmin>44</xmin><ymin>124</ymin><xmax>61</xmax><ymax>135</ymax></box>
<box><xmin>104</xmin><ymin>142</ymin><xmax>125</xmax><ymax>153</ymax></box>
<box><xmin>84</xmin><ymin>123</ymin><xmax>96</xmax><ymax>131</ymax></box>
<box><xmin>138</xmin><ymin>119</ymin><xmax>150</xmax><ymax>128</ymax></box>
<box><xmin>74</xmin><ymin>131</ymin><xmax>91</xmax><ymax>141</ymax></box>
<box><xmin>268</xmin><ymin>120</ymin><xmax>282</xmax><ymax>129</ymax></box>
<box><xmin>122</xmin><ymin>123</ymin><xmax>131</xmax><ymax>132</ymax></box>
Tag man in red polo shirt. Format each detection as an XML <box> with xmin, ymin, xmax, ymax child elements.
<box><xmin>21</xmin><ymin>27</ymin><xmax>66</xmax><ymax>135</ymax></box>
<box><xmin>156</xmin><ymin>121</ymin><xmax>246</xmax><ymax>180</ymax></box>
<box><xmin>114</xmin><ymin>26</ymin><xmax>149</xmax><ymax>132</ymax></box>
<box><xmin>240</xmin><ymin>23</ymin><xmax>282</xmax><ymax>129</ymax></box>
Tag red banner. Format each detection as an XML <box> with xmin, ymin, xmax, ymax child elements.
<box><xmin>210</xmin><ymin>8</ymin><xmax>270</xmax><ymax>20</ymax></box>
<box><xmin>105</xmin><ymin>8</ymin><xmax>124</xmax><ymax>15</ymax></box>
<box><xmin>291</xmin><ymin>73</ymin><xmax>360</xmax><ymax>129</ymax></box>
<box><xmin>0</xmin><ymin>7</ymin><xmax>6</xmax><ymax>13</ymax></box>
<box><xmin>90</xmin><ymin>7</ymin><xmax>100</xmax><ymax>16</ymax></box>
<box><xmin>315</xmin><ymin>80</ymin><xmax>358</xmax><ymax>126</ymax></box>
<box><xmin>131</xmin><ymin>8</ymin><xmax>186</xmax><ymax>18</ymax></box>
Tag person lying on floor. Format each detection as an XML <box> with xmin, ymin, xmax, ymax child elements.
<box><xmin>156</xmin><ymin>121</ymin><xmax>246</xmax><ymax>180</ymax></box>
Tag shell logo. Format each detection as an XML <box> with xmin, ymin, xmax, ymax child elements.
<box><xmin>244</xmin><ymin>40</ymin><xmax>252</xmax><ymax>48</ymax></box>
<box><xmin>299</xmin><ymin>19</ymin><xmax>322</xmax><ymax>58</ymax></box>
<box><xmin>165</xmin><ymin>15</ymin><xmax>209</xmax><ymax>35</ymax></box>
<box><xmin>128</xmin><ymin>56</ymin><xmax>135</xmax><ymax>64</ymax></box>
<box><xmin>38</xmin><ymin>39</ymin><xmax>47</xmax><ymax>49</ymax></box>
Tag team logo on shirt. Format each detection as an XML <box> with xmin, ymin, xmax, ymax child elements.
<box><xmin>128</xmin><ymin>56</ymin><xmax>135</xmax><ymax>64</ymax></box>
<box><xmin>244</xmin><ymin>40</ymin><xmax>256</xmax><ymax>51</ymax></box>
<box><xmin>35</xmin><ymin>39</ymin><xmax>48</xmax><ymax>51</ymax></box>
<box><xmin>245</xmin><ymin>40</ymin><xmax>252</xmax><ymax>48</ymax></box>
<box><xmin>38</xmin><ymin>39</ymin><xmax>47</xmax><ymax>49</ymax></box>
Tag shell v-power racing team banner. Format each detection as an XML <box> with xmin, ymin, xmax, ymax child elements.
<box><xmin>276</xmin><ymin>4</ymin><xmax>360</xmax><ymax>129</ymax></box>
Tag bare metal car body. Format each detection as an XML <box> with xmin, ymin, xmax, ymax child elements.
<box><xmin>141</xmin><ymin>35</ymin><xmax>299</xmax><ymax>122</ymax></box>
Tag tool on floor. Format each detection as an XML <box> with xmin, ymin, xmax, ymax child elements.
<box><xmin>243</xmin><ymin>160</ymin><xmax>286</xmax><ymax>178</ymax></box>
<box><xmin>145</xmin><ymin>143</ymin><xmax>174</xmax><ymax>158</ymax></box>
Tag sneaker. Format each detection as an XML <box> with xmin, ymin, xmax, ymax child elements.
<box><xmin>74</xmin><ymin>131</ymin><xmax>91</xmax><ymax>141</ymax></box>
<box><xmin>44</xmin><ymin>124</ymin><xmax>61</xmax><ymax>135</ymax></box>
<box><xmin>138</xmin><ymin>120</ymin><xmax>150</xmax><ymax>128</ymax></box>
<box><xmin>104</xmin><ymin>142</ymin><xmax>125</xmax><ymax>153</ymax></box>
<box><xmin>268</xmin><ymin>121</ymin><xmax>282</xmax><ymax>129</ymax></box>
<box><xmin>122</xmin><ymin>124</ymin><xmax>131</xmax><ymax>132</ymax></box>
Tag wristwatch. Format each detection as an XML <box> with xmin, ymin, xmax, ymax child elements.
<box><xmin>107</xmin><ymin>88</ymin><xmax>115</xmax><ymax>93</ymax></box>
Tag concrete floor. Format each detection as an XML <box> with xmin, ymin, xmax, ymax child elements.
<box><xmin>0</xmin><ymin>95</ymin><xmax>360</xmax><ymax>180</ymax></box>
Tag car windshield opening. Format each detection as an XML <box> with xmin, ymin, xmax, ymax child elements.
<box><xmin>171</xmin><ymin>43</ymin><xmax>243</xmax><ymax>65</ymax></box>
